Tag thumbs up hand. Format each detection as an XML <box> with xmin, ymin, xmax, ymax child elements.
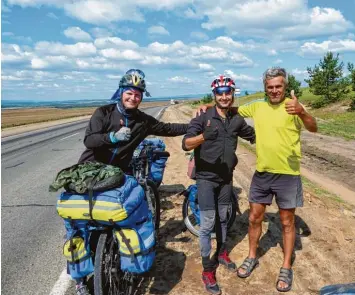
<box><xmin>202</xmin><ymin>119</ymin><xmax>219</xmax><ymax>141</ymax></box>
<box><xmin>285</xmin><ymin>90</ymin><xmax>304</xmax><ymax>115</ymax></box>
<box><xmin>109</xmin><ymin>119</ymin><xmax>131</xmax><ymax>143</ymax></box>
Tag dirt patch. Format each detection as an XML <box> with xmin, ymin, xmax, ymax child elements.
<box><xmin>300</xmin><ymin>132</ymin><xmax>355</xmax><ymax>192</ymax></box>
<box><xmin>136</xmin><ymin>105</ymin><xmax>355</xmax><ymax>295</ymax></box>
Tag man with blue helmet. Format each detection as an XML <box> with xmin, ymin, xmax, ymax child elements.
<box><xmin>75</xmin><ymin>69</ymin><xmax>188</xmax><ymax>295</ymax></box>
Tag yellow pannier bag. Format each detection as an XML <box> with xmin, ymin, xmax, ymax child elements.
<box><xmin>63</xmin><ymin>237</ymin><xmax>88</xmax><ymax>262</ymax></box>
<box><xmin>115</xmin><ymin>229</ymin><xmax>141</xmax><ymax>255</ymax></box>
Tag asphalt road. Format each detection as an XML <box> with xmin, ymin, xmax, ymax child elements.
<box><xmin>1</xmin><ymin>106</ymin><xmax>166</xmax><ymax>295</ymax></box>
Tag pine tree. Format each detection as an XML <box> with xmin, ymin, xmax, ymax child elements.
<box><xmin>286</xmin><ymin>74</ymin><xmax>302</xmax><ymax>98</ymax></box>
<box><xmin>305</xmin><ymin>52</ymin><xmax>349</xmax><ymax>106</ymax></box>
<box><xmin>348</xmin><ymin>62</ymin><xmax>355</xmax><ymax>110</ymax></box>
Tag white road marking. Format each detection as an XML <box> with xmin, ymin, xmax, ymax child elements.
<box><xmin>49</xmin><ymin>269</ymin><xmax>73</xmax><ymax>295</ymax></box>
<box><xmin>59</xmin><ymin>133</ymin><xmax>79</xmax><ymax>141</ymax></box>
<box><xmin>156</xmin><ymin>106</ymin><xmax>166</xmax><ymax>118</ymax></box>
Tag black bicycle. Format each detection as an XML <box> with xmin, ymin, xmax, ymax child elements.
<box><xmin>93</xmin><ymin>146</ymin><xmax>170</xmax><ymax>295</ymax></box>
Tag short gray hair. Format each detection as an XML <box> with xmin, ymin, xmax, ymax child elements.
<box><xmin>263</xmin><ymin>67</ymin><xmax>288</xmax><ymax>87</ymax></box>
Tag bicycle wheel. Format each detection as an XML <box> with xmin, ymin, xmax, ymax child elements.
<box><xmin>146</xmin><ymin>180</ymin><xmax>160</xmax><ymax>230</ymax></box>
<box><xmin>94</xmin><ymin>232</ymin><xmax>135</xmax><ymax>295</ymax></box>
<box><xmin>182</xmin><ymin>197</ymin><xmax>237</xmax><ymax>238</ymax></box>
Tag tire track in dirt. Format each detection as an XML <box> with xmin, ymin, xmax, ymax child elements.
<box><xmin>138</xmin><ymin>105</ymin><xmax>355</xmax><ymax>295</ymax></box>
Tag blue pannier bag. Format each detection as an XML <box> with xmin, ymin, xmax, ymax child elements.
<box><xmin>115</xmin><ymin>215</ymin><xmax>155</xmax><ymax>274</ymax></box>
<box><xmin>57</xmin><ymin>176</ymin><xmax>146</xmax><ymax>227</ymax></box>
<box><xmin>63</xmin><ymin>220</ymin><xmax>94</xmax><ymax>279</ymax></box>
<box><xmin>135</xmin><ymin>138</ymin><xmax>168</xmax><ymax>187</ymax></box>
<box><xmin>186</xmin><ymin>184</ymin><xmax>200</xmax><ymax>225</ymax></box>
<box><xmin>57</xmin><ymin>175</ymin><xmax>155</xmax><ymax>277</ymax></box>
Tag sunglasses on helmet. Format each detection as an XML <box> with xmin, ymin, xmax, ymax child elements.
<box><xmin>126</xmin><ymin>69</ymin><xmax>145</xmax><ymax>80</ymax></box>
<box><xmin>214</xmin><ymin>86</ymin><xmax>233</xmax><ymax>95</ymax></box>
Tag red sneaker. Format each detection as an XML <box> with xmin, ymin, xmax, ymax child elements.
<box><xmin>202</xmin><ymin>270</ymin><xmax>221</xmax><ymax>295</ymax></box>
<box><xmin>218</xmin><ymin>250</ymin><xmax>237</xmax><ymax>272</ymax></box>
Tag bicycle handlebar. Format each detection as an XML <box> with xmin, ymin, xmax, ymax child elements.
<box><xmin>152</xmin><ymin>150</ymin><xmax>170</xmax><ymax>158</ymax></box>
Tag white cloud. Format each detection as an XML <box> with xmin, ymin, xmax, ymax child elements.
<box><xmin>1</xmin><ymin>43</ymin><xmax>33</xmax><ymax>63</ymax></box>
<box><xmin>100</xmin><ymin>48</ymin><xmax>141</xmax><ymax>60</ymax></box>
<box><xmin>267</xmin><ymin>49</ymin><xmax>278</xmax><ymax>56</ymax></box>
<box><xmin>147</xmin><ymin>41</ymin><xmax>185</xmax><ymax>54</ymax></box>
<box><xmin>184</xmin><ymin>7</ymin><xmax>202</xmax><ymax>19</ymax></box>
<box><xmin>300</xmin><ymin>39</ymin><xmax>355</xmax><ymax>56</ymax></box>
<box><xmin>274</xmin><ymin>59</ymin><xmax>283</xmax><ymax>64</ymax></box>
<box><xmin>292</xmin><ymin>68</ymin><xmax>308</xmax><ymax>77</ymax></box>
<box><xmin>168</xmin><ymin>76</ymin><xmax>192</xmax><ymax>83</ymax></box>
<box><xmin>106</xmin><ymin>74</ymin><xmax>121</xmax><ymax>79</ymax></box>
<box><xmin>63</xmin><ymin>1</ymin><xmax>144</xmax><ymax>25</ymax></box>
<box><xmin>31</xmin><ymin>56</ymin><xmax>72</xmax><ymax>69</ymax></box>
<box><xmin>91</xmin><ymin>27</ymin><xmax>113</xmax><ymax>38</ymax></box>
<box><xmin>31</xmin><ymin>58</ymin><xmax>50</xmax><ymax>69</ymax></box>
<box><xmin>47</xmin><ymin>12</ymin><xmax>58</xmax><ymax>19</ymax></box>
<box><xmin>1</xmin><ymin>75</ymin><xmax>23</xmax><ymax>81</ymax></box>
<box><xmin>198</xmin><ymin>0</ymin><xmax>353</xmax><ymax>40</ymax></box>
<box><xmin>210</xmin><ymin>36</ymin><xmax>246</xmax><ymax>49</ymax></box>
<box><xmin>199</xmin><ymin>63</ymin><xmax>215</xmax><ymax>71</ymax></box>
<box><xmin>190</xmin><ymin>31</ymin><xmax>209</xmax><ymax>41</ymax></box>
<box><xmin>116</xmin><ymin>26</ymin><xmax>135</xmax><ymax>35</ymax></box>
<box><xmin>94</xmin><ymin>37</ymin><xmax>139</xmax><ymax>49</ymax></box>
<box><xmin>2</xmin><ymin>32</ymin><xmax>14</xmax><ymax>36</ymax></box>
<box><xmin>5</xmin><ymin>0</ymin><xmax>354</xmax><ymax>43</ymax></box>
<box><xmin>64</xmin><ymin>27</ymin><xmax>92</xmax><ymax>41</ymax></box>
<box><xmin>2</xmin><ymin>1</ymin><xmax>12</xmax><ymax>12</ymax></box>
<box><xmin>148</xmin><ymin>26</ymin><xmax>170</xmax><ymax>36</ymax></box>
<box><xmin>35</xmin><ymin>41</ymin><xmax>97</xmax><ymax>57</ymax></box>
<box><xmin>224</xmin><ymin>70</ymin><xmax>258</xmax><ymax>82</ymax></box>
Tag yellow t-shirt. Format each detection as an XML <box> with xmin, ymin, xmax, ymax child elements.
<box><xmin>238</xmin><ymin>98</ymin><xmax>303</xmax><ymax>175</ymax></box>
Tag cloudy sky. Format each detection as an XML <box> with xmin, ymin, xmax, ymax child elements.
<box><xmin>2</xmin><ymin>0</ymin><xmax>355</xmax><ymax>101</ymax></box>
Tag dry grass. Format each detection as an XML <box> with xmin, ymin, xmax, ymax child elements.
<box><xmin>1</xmin><ymin>107</ymin><xmax>96</xmax><ymax>128</ymax></box>
<box><xmin>1</xmin><ymin>101</ymin><xmax>170</xmax><ymax>129</ymax></box>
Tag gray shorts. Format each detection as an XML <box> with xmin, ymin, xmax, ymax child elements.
<box><xmin>249</xmin><ymin>171</ymin><xmax>303</xmax><ymax>209</ymax></box>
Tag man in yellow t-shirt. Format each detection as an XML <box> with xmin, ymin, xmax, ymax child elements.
<box><xmin>197</xmin><ymin>67</ymin><xmax>317</xmax><ymax>292</ymax></box>
<box><xmin>237</xmin><ymin>68</ymin><xmax>317</xmax><ymax>293</ymax></box>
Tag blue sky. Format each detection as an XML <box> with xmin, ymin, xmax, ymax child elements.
<box><xmin>1</xmin><ymin>0</ymin><xmax>355</xmax><ymax>101</ymax></box>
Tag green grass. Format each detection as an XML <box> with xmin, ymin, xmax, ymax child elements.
<box><xmin>312</xmin><ymin>110</ymin><xmax>355</xmax><ymax>140</ymax></box>
<box><xmin>235</xmin><ymin>92</ymin><xmax>264</xmax><ymax>106</ymax></box>
<box><xmin>301</xmin><ymin>176</ymin><xmax>345</xmax><ymax>203</ymax></box>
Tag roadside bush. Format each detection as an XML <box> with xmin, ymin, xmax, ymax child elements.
<box><xmin>201</xmin><ymin>94</ymin><xmax>213</xmax><ymax>104</ymax></box>
<box><xmin>311</xmin><ymin>99</ymin><xmax>327</xmax><ymax>109</ymax></box>
<box><xmin>349</xmin><ymin>97</ymin><xmax>355</xmax><ymax>111</ymax></box>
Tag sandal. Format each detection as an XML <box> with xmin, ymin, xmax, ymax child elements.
<box><xmin>237</xmin><ymin>257</ymin><xmax>259</xmax><ymax>278</ymax></box>
<box><xmin>276</xmin><ymin>268</ymin><xmax>293</xmax><ymax>292</ymax></box>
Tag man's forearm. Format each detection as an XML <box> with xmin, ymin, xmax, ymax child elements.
<box><xmin>299</xmin><ymin>111</ymin><xmax>318</xmax><ymax>132</ymax></box>
<box><xmin>183</xmin><ymin>134</ymin><xmax>204</xmax><ymax>151</ymax></box>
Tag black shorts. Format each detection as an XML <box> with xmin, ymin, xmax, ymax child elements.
<box><xmin>196</xmin><ymin>179</ymin><xmax>233</xmax><ymax>211</ymax></box>
<box><xmin>249</xmin><ymin>171</ymin><xmax>303</xmax><ymax>209</ymax></box>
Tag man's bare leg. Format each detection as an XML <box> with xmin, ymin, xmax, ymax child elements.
<box><xmin>237</xmin><ymin>203</ymin><xmax>266</xmax><ymax>276</ymax></box>
<box><xmin>278</xmin><ymin>208</ymin><xmax>296</xmax><ymax>290</ymax></box>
